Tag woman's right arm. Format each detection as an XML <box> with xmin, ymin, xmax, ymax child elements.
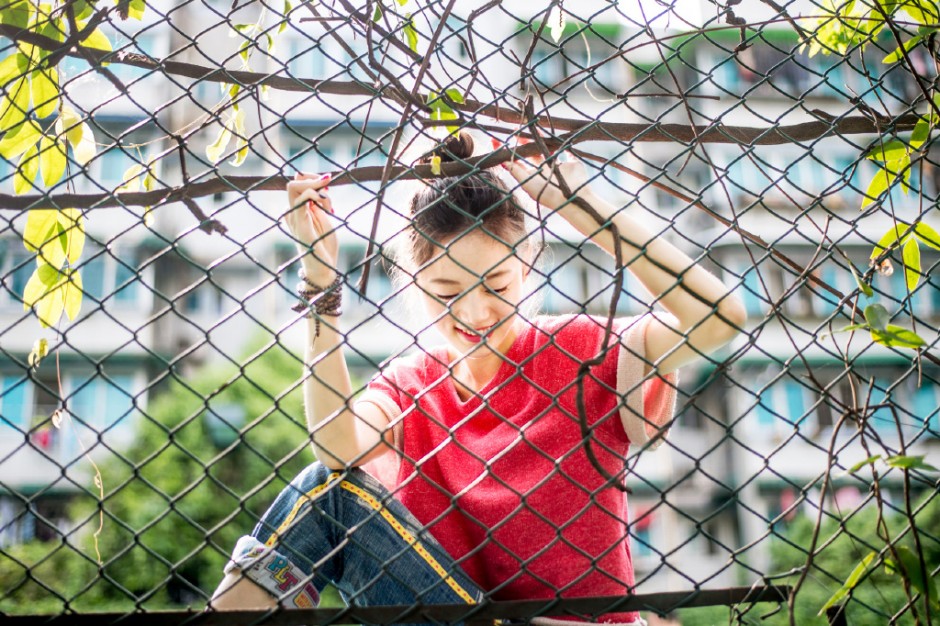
<box><xmin>285</xmin><ymin>173</ymin><xmax>394</xmax><ymax>469</ymax></box>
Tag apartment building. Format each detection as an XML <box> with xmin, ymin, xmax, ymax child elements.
<box><xmin>0</xmin><ymin>0</ymin><xmax>936</xmax><ymax>598</ymax></box>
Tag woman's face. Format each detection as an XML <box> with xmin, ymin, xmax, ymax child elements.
<box><xmin>415</xmin><ymin>230</ymin><xmax>528</xmax><ymax>359</ymax></box>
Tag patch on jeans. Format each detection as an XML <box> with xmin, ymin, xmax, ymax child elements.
<box><xmin>225</xmin><ymin>536</ymin><xmax>320</xmax><ymax>608</ymax></box>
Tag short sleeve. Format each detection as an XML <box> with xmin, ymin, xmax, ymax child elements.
<box><xmin>616</xmin><ymin>313</ymin><xmax>680</xmax><ymax>450</ymax></box>
<box><xmin>357</xmin><ymin>362</ymin><xmax>411</xmax><ymax>488</ymax></box>
<box><xmin>358</xmin><ymin>362</ymin><xmax>406</xmax><ymax>424</ymax></box>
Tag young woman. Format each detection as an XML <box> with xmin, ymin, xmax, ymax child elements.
<box><xmin>211</xmin><ymin>132</ymin><xmax>746</xmax><ymax>625</ymax></box>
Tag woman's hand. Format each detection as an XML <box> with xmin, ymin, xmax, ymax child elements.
<box><xmin>502</xmin><ymin>155</ymin><xmax>596</xmax><ymax>214</ymax></box>
<box><xmin>284</xmin><ymin>173</ymin><xmax>339</xmax><ymax>288</ymax></box>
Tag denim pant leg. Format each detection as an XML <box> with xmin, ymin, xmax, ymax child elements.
<box><xmin>232</xmin><ymin>461</ymin><xmax>484</xmax><ymax>613</ymax></box>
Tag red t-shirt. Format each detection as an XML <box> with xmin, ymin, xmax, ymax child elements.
<box><xmin>359</xmin><ymin>314</ymin><xmax>678</xmax><ymax>624</ymax></box>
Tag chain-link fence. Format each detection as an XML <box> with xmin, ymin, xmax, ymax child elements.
<box><xmin>0</xmin><ymin>0</ymin><xmax>938</xmax><ymax>624</ymax></box>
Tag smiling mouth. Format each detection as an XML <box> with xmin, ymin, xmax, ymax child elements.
<box><xmin>456</xmin><ymin>325</ymin><xmax>492</xmax><ymax>341</ymax></box>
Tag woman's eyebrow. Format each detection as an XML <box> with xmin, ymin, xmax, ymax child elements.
<box><xmin>429</xmin><ymin>268</ymin><xmax>510</xmax><ymax>286</ymax></box>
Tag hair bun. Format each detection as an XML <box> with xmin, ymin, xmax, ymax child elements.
<box><xmin>420</xmin><ymin>131</ymin><xmax>474</xmax><ymax>165</ymax></box>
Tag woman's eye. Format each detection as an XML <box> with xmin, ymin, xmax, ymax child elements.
<box><xmin>488</xmin><ymin>285</ymin><xmax>509</xmax><ymax>295</ymax></box>
<box><xmin>435</xmin><ymin>293</ymin><xmax>458</xmax><ymax>301</ymax></box>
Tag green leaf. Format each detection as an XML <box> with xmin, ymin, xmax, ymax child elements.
<box><xmin>913</xmin><ymin>221</ymin><xmax>940</xmax><ymax>250</ymax></box>
<box><xmin>403</xmin><ymin>14</ymin><xmax>418</xmax><ymax>52</ymax></box>
<box><xmin>849</xmin><ymin>263</ymin><xmax>874</xmax><ymax>298</ymax></box>
<box><xmin>128</xmin><ymin>0</ymin><xmax>147</xmax><ymax>20</ymax></box>
<box><xmin>59</xmin><ymin>209</ymin><xmax>84</xmax><ymax>264</ymax></box>
<box><xmin>430</xmin><ymin>154</ymin><xmax>441</xmax><ymax>176</ymax></box>
<box><xmin>882</xmin><ymin>35</ymin><xmax>923</xmax><ymax>64</ymax></box>
<box><xmin>902</xmin><ymin>237</ymin><xmax>921</xmax><ymax>291</ymax></box>
<box><xmin>0</xmin><ymin>119</ymin><xmax>40</xmax><ymax>160</ymax></box>
<box><xmin>39</xmin><ymin>133</ymin><xmax>66</xmax><ymax>187</ymax></box>
<box><xmin>885</xmin><ymin>454</ymin><xmax>939</xmax><ymax>471</ymax></box>
<box><xmin>279</xmin><ymin>0</ymin><xmax>293</xmax><ymax>33</ymax></box>
<box><xmin>835</xmin><ymin>323</ymin><xmax>869</xmax><ymax>333</ymax></box>
<box><xmin>871</xmin><ymin>324</ymin><xmax>928</xmax><ymax>349</ymax></box>
<box><xmin>62</xmin><ymin>269</ymin><xmax>82</xmax><ymax>321</ymax></box>
<box><xmin>444</xmin><ymin>87</ymin><xmax>465</xmax><ymax>104</ymax></box>
<box><xmin>818</xmin><ymin>552</ymin><xmax>876</xmax><ymax>615</ymax></box>
<box><xmin>0</xmin><ymin>1</ymin><xmax>32</xmax><ymax>30</ymax></box>
<box><xmin>74</xmin><ymin>1</ymin><xmax>95</xmax><ymax>21</ymax></box>
<box><xmin>845</xmin><ymin>455</ymin><xmax>881</xmax><ymax>474</ymax></box>
<box><xmin>861</xmin><ymin>167</ymin><xmax>890</xmax><ymax>209</ymax></box>
<box><xmin>903</xmin><ymin>0</ymin><xmax>940</xmax><ymax>25</ymax></box>
<box><xmin>0</xmin><ymin>77</ymin><xmax>30</xmax><ymax>131</ymax></box>
<box><xmin>373</xmin><ymin>4</ymin><xmax>382</xmax><ymax>22</ymax></box>
<box><xmin>871</xmin><ymin>223</ymin><xmax>912</xmax><ymax>259</ymax></box>
<box><xmin>14</xmin><ymin>143</ymin><xmax>38</xmax><ymax>194</ymax></box>
<box><xmin>885</xmin><ymin>545</ymin><xmax>938</xmax><ymax>608</ymax></box>
<box><xmin>911</xmin><ymin>115</ymin><xmax>931</xmax><ymax>147</ymax></box>
<box><xmin>865</xmin><ymin>139</ymin><xmax>908</xmax><ymax>162</ymax></box>
<box><xmin>30</xmin><ymin>67</ymin><xmax>58</xmax><ymax>118</ymax></box>
<box><xmin>863</xmin><ymin>303</ymin><xmax>890</xmax><ymax>331</ymax></box>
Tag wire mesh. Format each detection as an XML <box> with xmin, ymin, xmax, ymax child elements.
<box><xmin>0</xmin><ymin>0</ymin><xmax>938</xmax><ymax>624</ymax></box>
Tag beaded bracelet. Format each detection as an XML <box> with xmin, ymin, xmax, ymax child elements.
<box><xmin>291</xmin><ymin>271</ymin><xmax>343</xmax><ymax>337</ymax></box>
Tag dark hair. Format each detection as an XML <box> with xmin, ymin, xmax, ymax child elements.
<box><xmin>406</xmin><ymin>132</ymin><xmax>527</xmax><ymax>267</ymax></box>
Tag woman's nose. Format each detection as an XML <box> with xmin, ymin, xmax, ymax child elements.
<box><xmin>452</xmin><ymin>290</ymin><xmax>489</xmax><ymax>327</ymax></box>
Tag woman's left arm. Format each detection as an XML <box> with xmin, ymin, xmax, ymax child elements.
<box><xmin>505</xmin><ymin>159</ymin><xmax>746</xmax><ymax>376</ymax></box>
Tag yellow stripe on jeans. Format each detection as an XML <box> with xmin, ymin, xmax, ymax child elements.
<box><xmin>263</xmin><ymin>471</ymin><xmax>476</xmax><ymax>605</ymax></box>
<box><xmin>338</xmin><ymin>480</ymin><xmax>477</xmax><ymax>605</ymax></box>
<box><xmin>265</xmin><ymin>472</ymin><xmax>342</xmax><ymax>548</ymax></box>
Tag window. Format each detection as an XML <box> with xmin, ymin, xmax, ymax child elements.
<box><xmin>911</xmin><ymin>383</ymin><xmax>939</xmax><ymax>435</ymax></box>
<box><xmin>0</xmin><ymin>375</ymin><xmax>28</xmax><ymax>430</ymax></box>
<box><xmin>751</xmin><ymin>376</ymin><xmax>819</xmax><ymax>438</ymax></box>
<box><xmin>287</xmin><ymin>35</ymin><xmax>326</xmax><ymax>78</ymax></box>
<box><xmin>77</xmin><ymin>247</ymin><xmax>141</xmax><ymax>308</ymax></box>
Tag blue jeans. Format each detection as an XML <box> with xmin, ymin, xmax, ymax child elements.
<box><xmin>226</xmin><ymin>462</ymin><xmax>484</xmax><ymax>618</ymax></box>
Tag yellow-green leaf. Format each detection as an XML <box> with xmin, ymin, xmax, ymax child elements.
<box><xmin>82</xmin><ymin>27</ymin><xmax>112</xmax><ymax>52</ymax></box>
<box><xmin>28</xmin><ymin>337</ymin><xmax>48</xmax><ymax>368</ymax></box>
<box><xmin>430</xmin><ymin>154</ymin><xmax>441</xmax><ymax>175</ymax></box>
<box><xmin>862</xmin><ymin>167</ymin><xmax>890</xmax><ymax>210</ymax></box>
<box><xmin>0</xmin><ymin>52</ymin><xmax>28</xmax><ymax>88</ymax></box>
<box><xmin>0</xmin><ymin>118</ymin><xmax>39</xmax><ymax>160</ymax></box>
<box><xmin>117</xmin><ymin>163</ymin><xmax>144</xmax><ymax>192</ymax></box>
<box><xmin>206</xmin><ymin>123</ymin><xmax>232</xmax><ymax>164</ymax></box>
<box><xmin>55</xmin><ymin>105</ymin><xmax>83</xmax><ymax>145</ymax></box>
<box><xmin>871</xmin><ymin>324</ymin><xmax>928</xmax><ymax>349</ymax></box>
<box><xmin>23</xmin><ymin>263</ymin><xmax>65</xmax><ymax>328</ymax></box>
<box><xmin>62</xmin><ymin>269</ymin><xmax>82</xmax><ymax>320</ymax></box>
<box><xmin>0</xmin><ymin>76</ymin><xmax>30</xmax><ymax>130</ymax></box>
<box><xmin>913</xmin><ymin>221</ymin><xmax>940</xmax><ymax>250</ymax></box>
<box><xmin>24</xmin><ymin>209</ymin><xmax>57</xmax><ymax>253</ymax></box>
<box><xmin>229</xmin><ymin>107</ymin><xmax>248</xmax><ymax>166</ymax></box>
<box><xmin>39</xmin><ymin>133</ymin><xmax>66</xmax><ymax>186</ymax></box>
<box><xmin>404</xmin><ymin>14</ymin><xmax>418</xmax><ymax>52</ymax></box>
<box><xmin>30</xmin><ymin>67</ymin><xmax>58</xmax><ymax>118</ymax></box>
<box><xmin>72</xmin><ymin>122</ymin><xmax>96</xmax><ymax>165</ymax></box>
<box><xmin>819</xmin><ymin>552</ymin><xmax>876</xmax><ymax>615</ymax></box>
<box><xmin>865</xmin><ymin>139</ymin><xmax>908</xmax><ymax>162</ymax></box>
<box><xmin>59</xmin><ymin>209</ymin><xmax>84</xmax><ymax>264</ymax></box>
<box><xmin>142</xmin><ymin>206</ymin><xmax>154</xmax><ymax>227</ymax></box>
<box><xmin>871</xmin><ymin>223</ymin><xmax>912</xmax><ymax>259</ymax></box>
<box><xmin>14</xmin><ymin>143</ymin><xmax>38</xmax><ymax>194</ymax></box>
<box><xmin>902</xmin><ymin>237</ymin><xmax>921</xmax><ymax>291</ymax></box>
